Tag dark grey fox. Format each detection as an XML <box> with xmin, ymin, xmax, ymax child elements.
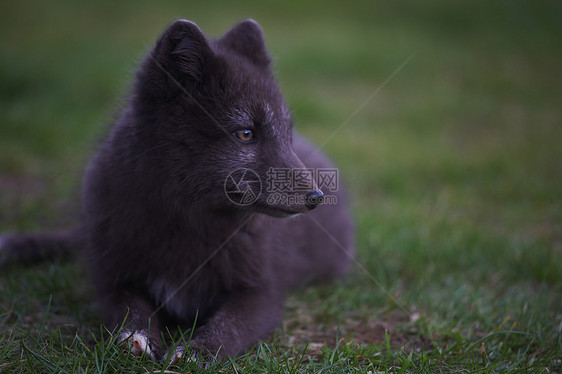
<box><xmin>0</xmin><ymin>19</ymin><xmax>354</xmax><ymax>361</ymax></box>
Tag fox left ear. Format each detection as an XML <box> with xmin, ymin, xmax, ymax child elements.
<box><xmin>150</xmin><ymin>19</ymin><xmax>214</xmax><ymax>84</ymax></box>
<box><xmin>219</xmin><ymin>19</ymin><xmax>271</xmax><ymax>67</ymax></box>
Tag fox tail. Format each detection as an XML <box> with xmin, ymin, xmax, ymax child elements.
<box><xmin>0</xmin><ymin>229</ymin><xmax>81</xmax><ymax>268</ymax></box>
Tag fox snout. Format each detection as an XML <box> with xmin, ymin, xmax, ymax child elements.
<box><xmin>305</xmin><ymin>190</ymin><xmax>324</xmax><ymax>210</ymax></box>
<box><xmin>291</xmin><ymin>169</ymin><xmax>324</xmax><ymax>210</ymax></box>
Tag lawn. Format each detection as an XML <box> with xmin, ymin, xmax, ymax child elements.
<box><xmin>1</xmin><ymin>0</ymin><xmax>561</xmax><ymax>372</ymax></box>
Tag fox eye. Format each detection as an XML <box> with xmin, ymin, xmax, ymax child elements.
<box><xmin>233</xmin><ymin>129</ymin><xmax>255</xmax><ymax>143</ymax></box>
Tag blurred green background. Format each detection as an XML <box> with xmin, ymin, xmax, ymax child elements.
<box><xmin>0</xmin><ymin>0</ymin><xmax>560</xmax><ymax>370</ymax></box>
<box><xmin>1</xmin><ymin>0</ymin><xmax>560</xmax><ymax>278</ymax></box>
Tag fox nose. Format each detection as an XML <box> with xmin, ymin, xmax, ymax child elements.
<box><xmin>305</xmin><ymin>190</ymin><xmax>324</xmax><ymax>210</ymax></box>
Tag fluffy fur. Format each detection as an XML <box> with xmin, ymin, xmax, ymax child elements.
<box><xmin>0</xmin><ymin>19</ymin><xmax>354</xmax><ymax>361</ymax></box>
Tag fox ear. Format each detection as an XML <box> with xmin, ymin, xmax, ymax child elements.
<box><xmin>151</xmin><ymin>19</ymin><xmax>214</xmax><ymax>83</ymax></box>
<box><xmin>219</xmin><ymin>19</ymin><xmax>271</xmax><ymax>67</ymax></box>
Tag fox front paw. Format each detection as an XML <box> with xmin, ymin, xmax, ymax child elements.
<box><xmin>118</xmin><ymin>329</ymin><xmax>157</xmax><ymax>360</ymax></box>
<box><xmin>165</xmin><ymin>345</ymin><xmax>196</xmax><ymax>366</ymax></box>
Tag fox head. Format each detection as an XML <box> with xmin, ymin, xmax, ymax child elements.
<box><xmin>129</xmin><ymin>19</ymin><xmax>323</xmax><ymax>217</ymax></box>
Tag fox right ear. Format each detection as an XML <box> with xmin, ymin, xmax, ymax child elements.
<box><xmin>219</xmin><ymin>19</ymin><xmax>271</xmax><ymax>67</ymax></box>
<box><xmin>150</xmin><ymin>19</ymin><xmax>214</xmax><ymax>84</ymax></box>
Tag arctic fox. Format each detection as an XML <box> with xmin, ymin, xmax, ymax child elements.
<box><xmin>0</xmin><ymin>19</ymin><xmax>354</xmax><ymax>361</ymax></box>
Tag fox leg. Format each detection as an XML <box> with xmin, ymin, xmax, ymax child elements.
<box><xmin>101</xmin><ymin>291</ymin><xmax>162</xmax><ymax>360</ymax></box>
<box><xmin>168</xmin><ymin>287</ymin><xmax>283</xmax><ymax>363</ymax></box>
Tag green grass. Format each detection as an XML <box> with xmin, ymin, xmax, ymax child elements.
<box><xmin>1</xmin><ymin>0</ymin><xmax>561</xmax><ymax>372</ymax></box>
